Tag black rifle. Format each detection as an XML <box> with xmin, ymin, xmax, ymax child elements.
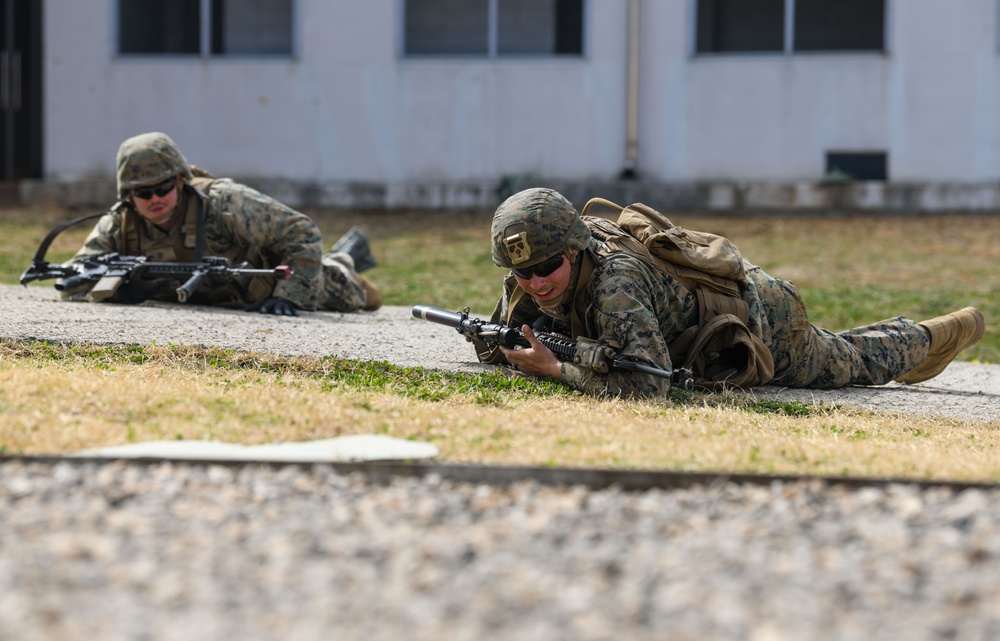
<box><xmin>412</xmin><ymin>305</ymin><xmax>691</xmax><ymax>387</ymax></box>
<box><xmin>20</xmin><ymin>210</ymin><xmax>291</xmax><ymax>303</ymax></box>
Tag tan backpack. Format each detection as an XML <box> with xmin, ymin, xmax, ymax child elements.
<box><xmin>578</xmin><ymin>198</ymin><xmax>774</xmax><ymax>389</ymax></box>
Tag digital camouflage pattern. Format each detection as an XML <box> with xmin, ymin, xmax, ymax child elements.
<box><xmin>752</xmin><ymin>270</ymin><xmax>929</xmax><ymax>388</ymax></box>
<box><xmin>73</xmin><ymin>133</ymin><xmax>370</xmax><ymax>312</ymax></box>
<box><xmin>481</xmin><ymin>189</ymin><xmax>931</xmax><ymax>397</ymax></box>
<box><xmin>492</xmin><ymin>188</ymin><xmax>591</xmax><ymax>269</ymax></box>
<box><xmin>116</xmin><ymin>132</ymin><xmax>194</xmax><ymax>198</ymax></box>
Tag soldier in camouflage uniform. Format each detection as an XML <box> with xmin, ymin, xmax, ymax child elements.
<box><xmin>479</xmin><ymin>187</ymin><xmax>986</xmax><ymax>397</ymax></box>
<box><xmin>67</xmin><ymin>131</ymin><xmax>382</xmax><ymax>314</ymax></box>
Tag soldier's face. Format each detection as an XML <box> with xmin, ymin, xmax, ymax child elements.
<box><xmin>513</xmin><ymin>249</ymin><xmax>576</xmax><ymax>308</ymax></box>
<box><xmin>130</xmin><ymin>177</ymin><xmax>180</xmax><ymax>228</ymax></box>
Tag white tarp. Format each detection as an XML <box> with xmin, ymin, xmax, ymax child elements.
<box><xmin>72</xmin><ymin>435</ymin><xmax>439</xmax><ymax>462</ymax></box>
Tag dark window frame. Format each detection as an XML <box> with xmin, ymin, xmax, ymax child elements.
<box><xmin>116</xmin><ymin>0</ymin><xmax>298</xmax><ymax>59</ymax></box>
<box><xmin>402</xmin><ymin>0</ymin><xmax>587</xmax><ymax>58</ymax></box>
<box><xmin>825</xmin><ymin>151</ymin><xmax>888</xmax><ymax>181</ymax></box>
<box><xmin>695</xmin><ymin>0</ymin><xmax>785</xmax><ymax>54</ymax></box>
<box><xmin>793</xmin><ymin>0</ymin><xmax>886</xmax><ymax>52</ymax></box>
<box><xmin>694</xmin><ymin>0</ymin><xmax>887</xmax><ymax>56</ymax></box>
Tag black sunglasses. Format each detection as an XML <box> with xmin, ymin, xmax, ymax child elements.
<box><xmin>510</xmin><ymin>253</ymin><xmax>566</xmax><ymax>279</ymax></box>
<box><xmin>131</xmin><ymin>178</ymin><xmax>178</xmax><ymax>200</ymax></box>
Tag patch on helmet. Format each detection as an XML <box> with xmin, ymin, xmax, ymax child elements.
<box><xmin>504</xmin><ymin>231</ymin><xmax>532</xmax><ymax>265</ymax></box>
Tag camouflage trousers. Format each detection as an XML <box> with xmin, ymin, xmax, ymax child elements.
<box><xmin>318</xmin><ymin>249</ymin><xmax>368</xmax><ymax>313</ymax></box>
<box><xmin>752</xmin><ymin>271</ymin><xmax>930</xmax><ymax>389</ymax></box>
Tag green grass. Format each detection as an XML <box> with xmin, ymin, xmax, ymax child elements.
<box><xmin>4</xmin><ymin>339</ymin><xmax>822</xmax><ymax>415</ymax></box>
<box><xmin>6</xmin><ymin>206</ymin><xmax>999</xmax><ymax>362</ymax></box>
<box><xmin>799</xmin><ymin>285</ymin><xmax>1000</xmax><ymax>364</ymax></box>
<box><xmin>2</xmin><ymin>205</ymin><xmax>1000</xmax><ymax>479</ymax></box>
<box><xmin>6</xmin><ymin>206</ymin><xmax>999</xmax><ymax>363</ymax></box>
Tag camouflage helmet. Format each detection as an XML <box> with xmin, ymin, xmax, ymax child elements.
<box><xmin>116</xmin><ymin>132</ymin><xmax>194</xmax><ymax>198</ymax></box>
<box><xmin>491</xmin><ymin>188</ymin><xmax>591</xmax><ymax>269</ymax></box>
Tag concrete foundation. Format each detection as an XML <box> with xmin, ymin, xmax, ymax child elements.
<box><xmin>18</xmin><ymin>178</ymin><xmax>1000</xmax><ymax>214</ymax></box>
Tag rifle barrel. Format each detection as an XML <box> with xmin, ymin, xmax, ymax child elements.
<box><xmin>411</xmin><ymin>305</ymin><xmax>464</xmax><ymax>328</ymax></box>
<box><xmin>412</xmin><ymin>303</ymin><xmax>686</xmax><ymax>386</ymax></box>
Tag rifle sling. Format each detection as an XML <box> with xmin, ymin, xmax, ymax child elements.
<box><xmin>570</xmin><ymin>251</ymin><xmax>596</xmax><ymax>340</ymax></box>
<box><xmin>190</xmin><ymin>183</ymin><xmax>206</xmax><ymax>260</ymax></box>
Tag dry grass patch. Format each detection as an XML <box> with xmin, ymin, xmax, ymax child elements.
<box><xmin>3</xmin><ymin>208</ymin><xmax>999</xmax><ymax>480</ymax></box>
<box><xmin>2</xmin><ymin>341</ymin><xmax>998</xmax><ymax>482</ymax></box>
<box><xmin>682</xmin><ymin>214</ymin><xmax>1000</xmax><ymax>290</ymax></box>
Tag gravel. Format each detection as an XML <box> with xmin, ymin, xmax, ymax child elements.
<box><xmin>2</xmin><ymin>460</ymin><xmax>1000</xmax><ymax>641</ymax></box>
<box><xmin>2</xmin><ymin>284</ymin><xmax>999</xmax><ymax>640</ymax></box>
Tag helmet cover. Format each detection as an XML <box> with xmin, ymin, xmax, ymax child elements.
<box><xmin>116</xmin><ymin>132</ymin><xmax>194</xmax><ymax>198</ymax></box>
<box><xmin>491</xmin><ymin>188</ymin><xmax>590</xmax><ymax>269</ymax></box>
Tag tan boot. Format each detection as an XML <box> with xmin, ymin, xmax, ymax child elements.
<box><xmin>895</xmin><ymin>307</ymin><xmax>985</xmax><ymax>384</ymax></box>
<box><xmin>358</xmin><ymin>275</ymin><xmax>383</xmax><ymax>311</ymax></box>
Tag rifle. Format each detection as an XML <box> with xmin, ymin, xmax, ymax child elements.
<box><xmin>20</xmin><ymin>210</ymin><xmax>291</xmax><ymax>303</ymax></box>
<box><xmin>412</xmin><ymin>305</ymin><xmax>691</xmax><ymax>387</ymax></box>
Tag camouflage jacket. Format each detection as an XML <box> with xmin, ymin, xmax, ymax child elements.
<box><xmin>481</xmin><ymin>241</ymin><xmax>774</xmax><ymax>397</ymax></box>
<box><xmin>72</xmin><ymin>179</ymin><xmax>327</xmax><ymax>309</ymax></box>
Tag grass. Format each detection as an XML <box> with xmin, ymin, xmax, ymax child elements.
<box><xmin>2</xmin><ymin>340</ymin><xmax>997</xmax><ymax>481</ymax></box>
<box><xmin>2</xmin><ymin>204</ymin><xmax>1000</xmax><ymax>480</ymax></box>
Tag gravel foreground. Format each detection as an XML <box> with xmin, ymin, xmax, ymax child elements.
<box><xmin>2</xmin><ymin>460</ymin><xmax>1000</xmax><ymax>641</ymax></box>
<box><xmin>2</xmin><ymin>284</ymin><xmax>1000</xmax><ymax>640</ymax></box>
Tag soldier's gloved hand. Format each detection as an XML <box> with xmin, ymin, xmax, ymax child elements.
<box><xmin>249</xmin><ymin>296</ymin><xmax>298</xmax><ymax>316</ymax></box>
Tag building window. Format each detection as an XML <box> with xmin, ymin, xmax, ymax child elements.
<box><xmin>696</xmin><ymin>0</ymin><xmax>885</xmax><ymax>54</ymax></box>
<box><xmin>119</xmin><ymin>0</ymin><xmax>201</xmax><ymax>54</ymax></box>
<box><xmin>696</xmin><ymin>0</ymin><xmax>784</xmax><ymax>53</ymax></box>
<box><xmin>118</xmin><ymin>0</ymin><xmax>294</xmax><ymax>57</ymax></box>
<box><xmin>404</xmin><ymin>0</ymin><xmax>489</xmax><ymax>55</ymax></box>
<box><xmin>794</xmin><ymin>0</ymin><xmax>884</xmax><ymax>52</ymax></box>
<box><xmin>404</xmin><ymin>0</ymin><xmax>584</xmax><ymax>57</ymax></box>
<box><xmin>826</xmin><ymin>151</ymin><xmax>888</xmax><ymax>181</ymax></box>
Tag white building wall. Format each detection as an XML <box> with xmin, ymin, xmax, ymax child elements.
<box><xmin>639</xmin><ymin>0</ymin><xmax>1000</xmax><ymax>183</ymax></box>
<box><xmin>888</xmin><ymin>0</ymin><xmax>999</xmax><ymax>181</ymax></box>
<box><xmin>37</xmin><ymin>0</ymin><xmax>1000</xmax><ymax>210</ymax></box>
<box><xmin>45</xmin><ymin>0</ymin><xmax>628</xmax><ymax>185</ymax></box>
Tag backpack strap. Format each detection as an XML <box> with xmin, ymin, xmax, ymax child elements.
<box><xmin>681</xmin><ymin>313</ymin><xmax>775</xmax><ymax>389</ymax></box>
<box><xmin>580</xmin><ymin>196</ymin><xmax>775</xmax><ymax>388</ymax></box>
<box><xmin>580</xmin><ymin>197</ymin><xmax>625</xmax><ymax>217</ymax></box>
<box><xmin>186</xmin><ymin>178</ymin><xmax>216</xmax><ymax>259</ymax></box>
<box><xmin>569</xmin><ymin>250</ymin><xmax>597</xmax><ymax>340</ymax></box>
<box><xmin>120</xmin><ymin>207</ymin><xmax>138</xmax><ymax>255</ymax></box>
<box><xmin>504</xmin><ymin>285</ymin><xmax>530</xmax><ymax>326</ymax></box>
<box><xmin>697</xmin><ymin>287</ymin><xmax>750</xmax><ymax>325</ymax></box>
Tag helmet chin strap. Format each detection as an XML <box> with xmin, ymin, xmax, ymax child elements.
<box><xmin>533</xmin><ymin>250</ymin><xmax>582</xmax><ymax>312</ymax></box>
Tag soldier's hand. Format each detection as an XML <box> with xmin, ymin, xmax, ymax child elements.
<box><xmin>249</xmin><ymin>296</ymin><xmax>298</xmax><ymax>316</ymax></box>
<box><xmin>500</xmin><ymin>325</ymin><xmax>562</xmax><ymax>380</ymax></box>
